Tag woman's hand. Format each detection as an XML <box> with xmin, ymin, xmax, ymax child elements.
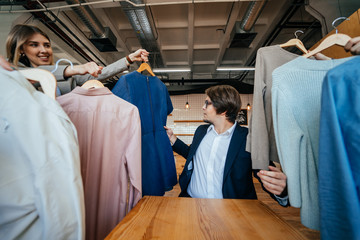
<box><xmin>129</xmin><ymin>49</ymin><xmax>150</xmax><ymax>63</ymax></box>
<box><xmin>257</xmin><ymin>166</ymin><xmax>287</xmax><ymax>196</ymax></box>
<box><xmin>64</xmin><ymin>62</ymin><xmax>103</xmax><ymax>78</ymax></box>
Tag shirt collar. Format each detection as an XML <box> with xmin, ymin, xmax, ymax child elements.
<box><xmin>207</xmin><ymin>122</ymin><xmax>237</xmax><ymax>136</ymax></box>
<box><xmin>71</xmin><ymin>86</ymin><xmax>113</xmax><ymax>96</ymax></box>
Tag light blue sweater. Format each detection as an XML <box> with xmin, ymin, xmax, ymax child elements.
<box><xmin>271</xmin><ymin>56</ymin><xmax>353</xmax><ymax>230</ymax></box>
<box><xmin>319</xmin><ymin>56</ymin><xmax>360</xmax><ymax>240</ymax></box>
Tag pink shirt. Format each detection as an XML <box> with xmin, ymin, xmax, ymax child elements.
<box><xmin>58</xmin><ymin>86</ymin><xmax>142</xmax><ymax>240</ymax></box>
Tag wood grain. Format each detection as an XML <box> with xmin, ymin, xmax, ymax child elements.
<box><xmin>105</xmin><ymin>196</ymin><xmax>307</xmax><ymax>240</ymax></box>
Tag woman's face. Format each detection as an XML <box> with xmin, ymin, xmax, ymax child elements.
<box><xmin>22</xmin><ymin>33</ymin><xmax>53</xmax><ymax>67</ymax></box>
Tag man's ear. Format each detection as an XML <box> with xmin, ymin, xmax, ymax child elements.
<box><xmin>219</xmin><ymin>111</ymin><xmax>227</xmax><ymax>117</ymax></box>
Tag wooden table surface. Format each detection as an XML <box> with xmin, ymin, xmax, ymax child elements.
<box><xmin>105</xmin><ymin>196</ymin><xmax>308</xmax><ymax>240</ymax></box>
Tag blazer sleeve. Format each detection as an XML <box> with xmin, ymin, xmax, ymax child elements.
<box><xmin>172</xmin><ymin>138</ymin><xmax>191</xmax><ymax>159</ymax></box>
<box><xmin>252</xmin><ymin>161</ymin><xmax>289</xmax><ymax>207</ymax></box>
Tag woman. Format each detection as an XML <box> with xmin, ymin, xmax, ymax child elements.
<box><xmin>6</xmin><ymin>24</ymin><xmax>149</xmax><ymax>93</ymax></box>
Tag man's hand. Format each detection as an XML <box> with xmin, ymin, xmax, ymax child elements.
<box><xmin>344</xmin><ymin>36</ymin><xmax>360</xmax><ymax>55</ymax></box>
<box><xmin>314</xmin><ymin>53</ymin><xmax>332</xmax><ymax>60</ymax></box>
<box><xmin>257</xmin><ymin>166</ymin><xmax>287</xmax><ymax>196</ymax></box>
<box><xmin>164</xmin><ymin>126</ymin><xmax>177</xmax><ymax>145</ymax></box>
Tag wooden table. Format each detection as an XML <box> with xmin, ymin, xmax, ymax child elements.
<box><xmin>105</xmin><ymin>196</ymin><xmax>307</xmax><ymax>240</ymax></box>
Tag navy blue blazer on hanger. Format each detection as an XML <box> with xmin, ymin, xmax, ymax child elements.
<box><xmin>173</xmin><ymin>123</ymin><xmax>257</xmax><ymax>199</ymax></box>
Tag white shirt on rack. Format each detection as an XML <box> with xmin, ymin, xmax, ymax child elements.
<box><xmin>187</xmin><ymin>123</ymin><xmax>236</xmax><ymax>198</ymax></box>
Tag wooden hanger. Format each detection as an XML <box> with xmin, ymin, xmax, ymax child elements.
<box><xmin>280</xmin><ymin>30</ymin><xmax>308</xmax><ymax>54</ymax></box>
<box><xmin>303</xmin><ymin>33</ymin><xmax>351</xmax><ymax>58</ymax></box>
<box><xmin>81</xmin><ymin>80</ymin><xmax>104</xmax><ymax>89</ymax></box>
<box><xmin>19</xmin><ymin>69</ymin><xmax>57</xmax><ymax>100</ymax></box>
<box><xmin>136</xmin><ymin>62</ymin><xmax>155</xmax><ymax>76</ymax></box>
<box><xmin>303</xmin><ymin>17</ymin><xmax>351</xmax><ymax>58</ymax></box>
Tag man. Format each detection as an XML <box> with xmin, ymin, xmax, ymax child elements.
<box><xmin>165</xmin><ymin>85</ymin><xmax>287</xmax><ymax>202</ymax></box>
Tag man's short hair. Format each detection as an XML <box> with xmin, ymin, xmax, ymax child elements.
<box><xmin>205</xmin><ymin>85</ymin><xmax>241</xmax><ymax>123</ymax></box>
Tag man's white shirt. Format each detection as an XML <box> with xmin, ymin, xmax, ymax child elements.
<box><xmin>187</xmin><ymin>123</ymin><xmax>236</xmax><ymax>198</ymax></box>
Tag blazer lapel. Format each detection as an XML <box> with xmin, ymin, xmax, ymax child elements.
<box><xmin>187</xmin><ymin>125</ymin><xmax>209</xmax><ymax>159</ymax></box>
<box><xmin>223</xmin><ymin>124</ymin><xmax>246</xmax><ymax>181</ymax></box>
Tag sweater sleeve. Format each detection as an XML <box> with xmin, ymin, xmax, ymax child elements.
<box><xmin>72</xmin><ymin>57</ymin><xmax>129</xmax><ymax>85</ymax></box>
<box><xmin>271</xmin><ymin>85</ymin><xmax>302</xmax><ymax>208</ymax></box>
<box><xmin>246</xmin><ymin>48</ymin><xmax>269</xmax><ymax>169</ymax></box>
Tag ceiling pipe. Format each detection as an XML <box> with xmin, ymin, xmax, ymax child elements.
<box><xmin>240</xmin><ymin>0</ymin><xmax>268</xmax><ymax>32</ymax></box>
<box><xmin>120</xmin><ymin>0</ymin><xmax>164</xmax><ymax>68</ymax></box>
<box><xmin>0</xmin><ymin>0</ymin><xmax>256</xmax><ymax>13</ymax></box>
<box><xmin>65</xmin><ymin>0</ymin><xmax>105</xmax><ymax>38</ymax></box>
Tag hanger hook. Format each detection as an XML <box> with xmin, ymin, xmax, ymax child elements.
<box><xmin>332</xmin><ymin>17</ymin><xmax>350</xmax><ymax>34</ymax></box>
<box><xmin>51</xmin><ymin>58</ymin><xmax>74</xmax><ymax>73</ymax></box>
<box><xmin>294</xmin><ymin>30</ymin><xmax>304</xmax><ymax>39</ymax></box>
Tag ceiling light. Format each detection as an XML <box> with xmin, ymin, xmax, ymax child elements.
<box><xmin>247</xmin><ymin>103</ymin><xmax>251</xmax><ymax>111</ymax></box>
<box><xmin>185</xmin><ymin>101</ymin><xmax>190</xmax><ymax>109</ymax></box>
<box><xmin>216</xmin><ymin>67</ymin><xmax>255</xmax><ymax>71</ymax></box>
<box><xmin>185</xmin><ymin>95</ymin><xmax>190</xmax><ymax>110</ymax></box>
<box><xmin>153</xmin><ymin>68</ymin><xmax>191</xmax><ymax>73</ymax></box>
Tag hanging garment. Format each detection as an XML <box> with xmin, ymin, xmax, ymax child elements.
<box><xmin>246</xmin><ymin>45</ymin><xmax>299</xmax><ymax>169</ymax></box>
<box><xmin>57</xmin><ymin>87</ymin><xmax>142</xmax><ymax>240</ymax></box>
<box><xmin>112</xmin><ymin>71</ymin><xmax>177</xmax><ymax>196</ymax></box>
<box><xmin>319</xmin><ymin>56</ymin><xmax>360</xmax><ymax>240</ymax></box>
<box><xmin>271</xmin><ymin>56</ymin><xmax>354</xmax><ymax>230</ymax></box>
<box><xmin>0</xmin><ymin>68</ymin><xmax>85</xmax><ymax>240</ymax></box>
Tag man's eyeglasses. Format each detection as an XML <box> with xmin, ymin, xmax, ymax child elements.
<box><xmin>204</xmin><ymin>100</ymin><xmax>212</xmax><ymax>108</ymax></box>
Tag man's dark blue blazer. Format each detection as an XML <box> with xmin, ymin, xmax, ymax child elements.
<box><xmin>173</xmin><ymin>123</ymin><xmax>257</xmax><ymax>199</ymax></box>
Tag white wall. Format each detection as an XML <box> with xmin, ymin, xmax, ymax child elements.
<box><xmin>0</xmin><ymin>13</ymin><xmax>25</xmax><ymax>56</ymax></box>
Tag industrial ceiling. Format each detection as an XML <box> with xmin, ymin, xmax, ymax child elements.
<box><xmin>0</xmin><ymin>0</ymin><xmax>359</xmax><ymax>94</ymax></box>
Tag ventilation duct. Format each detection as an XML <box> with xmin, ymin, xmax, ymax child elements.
<box><xmin>229</xmin><ymin>0</ymin><xmax>267</xmax><ymax>48</ymax></box>
<box><xmin>240</xmin><ymin>0</ymin><xmax>268</xmax><ymax>32</ymax></box>
<box><xmin>229</xmin><ymin>30</ymin><xmax>257</xmax><ymax>48</ymax></box>
<box><xmin>66</xmin><ymin>0</ymin><xmax>117</xmax><ymax>52</ymax></box>
<box><xmin>120</xmin><ymin>0</ymin><xmax>164</xmax><ymax>67</ymax></box>
<box><xmin>89</xmin><ymin>27</ymin><xmax>117</xmax><ymax>52</ymax></box>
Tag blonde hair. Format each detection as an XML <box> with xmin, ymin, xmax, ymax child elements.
<box><xmin>6</xmin><ymin>24</ymin><xmax>54</xmax><ymax>67</ymax></box>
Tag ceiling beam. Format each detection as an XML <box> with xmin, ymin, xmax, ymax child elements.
<box><xmin>213</xmin><ymin>1</ymin><xmax>243</xmax><ymax>73</ymax></box>
<box><xmin>58</xmin><ymin>11</ymin><xmax>110</xmax><ymax>64</ymax></box>
<box><xmin>188</xmin><ymin>3</ymin><xmax>194</xmax><ymax>70</ymax></box>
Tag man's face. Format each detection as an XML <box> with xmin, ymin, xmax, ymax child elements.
<box><xmin>202</xmin><ymin>96</ymin><xmax>217</xmax><ymax>124</ymax></box>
